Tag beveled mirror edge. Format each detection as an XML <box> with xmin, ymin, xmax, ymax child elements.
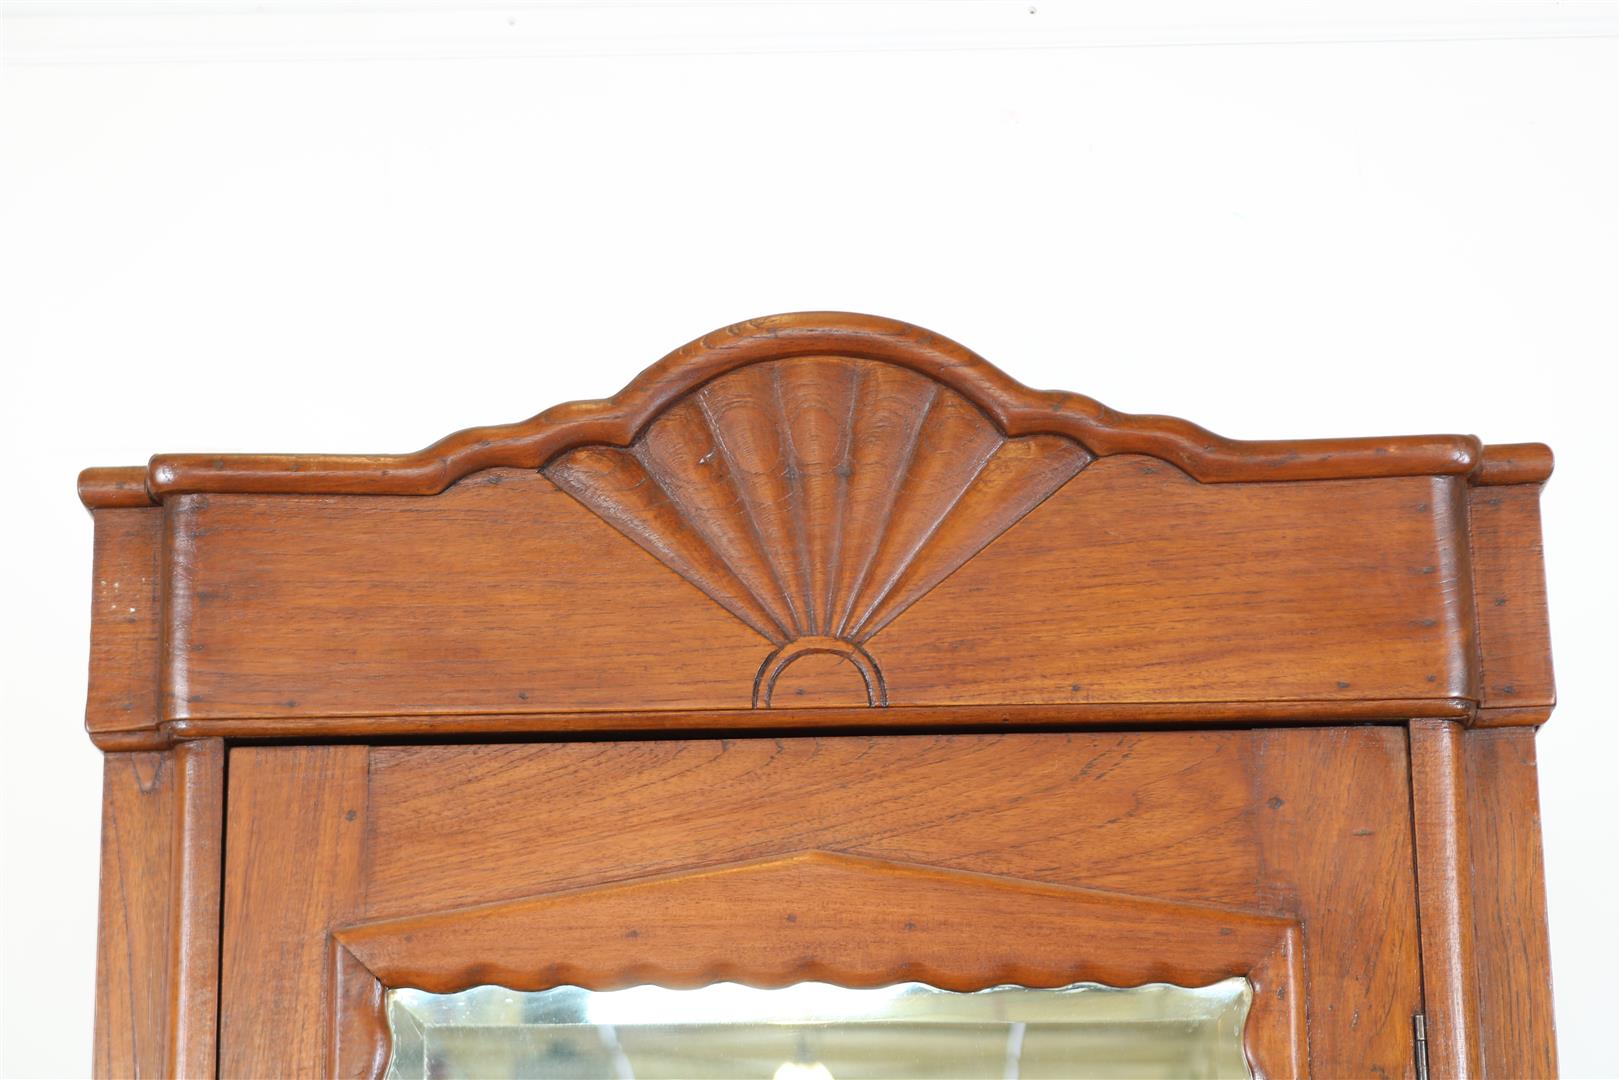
<box><xmin>380</xmin><ymin>977</ymin><xmax>1258</xmax><ymax>1080</ymax></box>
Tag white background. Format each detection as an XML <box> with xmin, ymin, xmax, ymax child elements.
<box><xmin>2</xmin><ymin>2</ymin><xmax>1615</xmax><ymax>1076</ymax></box>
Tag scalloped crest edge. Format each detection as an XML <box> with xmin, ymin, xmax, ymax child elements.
<box><xmin>77</xmin><ymin>312</ymin><xmax>1550</xmax><ymax>508</ymax></box>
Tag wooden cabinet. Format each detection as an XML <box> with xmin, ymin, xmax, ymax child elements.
<box><xmin>81</xmin><ymin>313</ymin><xmax>1558</xmax><ymax>1078</ymax></box>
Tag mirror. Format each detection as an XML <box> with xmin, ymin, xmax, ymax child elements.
<box><xmin>385</xmin><ymin>977</ymin><xmax>1253</xmax><ymax>1079</ymax></box>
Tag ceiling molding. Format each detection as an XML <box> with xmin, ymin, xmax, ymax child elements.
<box><xmin>4</xmin><ymin>1</ymin><xmax>1614</xmax><ymax>67</ymax></box>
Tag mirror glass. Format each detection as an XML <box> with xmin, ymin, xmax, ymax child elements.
<box><xmin>385</xmin><ymin>977</ymin><xmax>1253</xmax><ymax>1079</ymax></box>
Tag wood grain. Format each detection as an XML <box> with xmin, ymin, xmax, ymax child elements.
<box><xmin>1472</xmin><ymin>443</ymin><xmax>1554</xmax><ymax>487</ymax></box>
<box><xmin>79</xmin><ymin>465</ymin><xmax>156</xmax><ymax>508</ymax></box>
<box><xmin>157</xmin><ymin>460</ymin><xmax>1477</xmax><ymax>726</ymax></box>
<box><xmin>84</xmin><ymin>314</ymin><xmax>1553</xmax><ymax>747</ymax></box>
<box><xmin>349</xmin><ymin>728</ymin><xmax>1421</xmax><ymax>1075</ymax></box>
<box><xmin>852</xmin><ymin>433</ymin><xmax>1088</xmax><ymax>642</ymax></box>
<box><xmin>92</xmin><ymin>742</ymin><xmax>223</xmax><ymax>1080</ymax></box>
<box><xmin>335</xmin><ymin>852</ymin><xmax>1306</xmax><ymax>1079</ymax></box>
<box><xmin>778</xmin><ymin>357</ymin><xmax>863</xmax><ymax>636</ymax></box>
<box><xmin>545</xmin><ymin>444</ymin><xmax>794</xmax><ymax>643</ymax></box>
<box><xmin>93</xmin><ymin>752</ymin><xmax>174</xmax><ymax>1079</ymax></box>
<box><xmin>1409</xmin><ymin>719</ymin><xmax>1483</xmax><ymax>1078</ymax></box>
<box><xmin>1468</xmin><ymin>484</ymin><xmax>1555</xmax><ymax>726</ymax></box>
<box><xmin>82</xmin><ymin>312</ymin><xmax>1560</xmax><ymax>1080</ymax></box>
<box><xmin>876</xmin><ymin>461</ymin><xmax>1473</xmax><ymax>707</ymax></box>
<box><xmin>1464</xmin><ymin>728</ymin><xmax>1557</xmax><ymax>1077</ymax></box>
<box><xmin>86</xmin><ymin>507</ymin><xmax>162</xmax><ymax>739</ymax></box>
<box><xmin>166</xmin><ymin>739</ymin><xmax>225</xmax><ymax>1080</ymax></box>
<box><xmin>1251</xmin><ymin>727</ymin><xmax>1426</xmax><ymax>1079</ymax></box>
<box><xmin>220</xmin><ymin>746</ymin><xmax>368</xmax><ymax>1079</ymax></box>
<box><xmin>363</xmin><ymin>733</ymin><xmax>1261</xmax><ymax>915</ymax></box>
<box><xmin>163</xmin><ymin>696</ymin><xmax>1471</xmax><ymax>743</ymax></box>
<box><xmin>163</xmin><ymin>475</ymin><xmax>767</xmax><ymax>720</ymax></box>
<box><xmin>124</xmin><ymin>312</ymin><xmax>1483</xmax><ymax>501</ymax></box>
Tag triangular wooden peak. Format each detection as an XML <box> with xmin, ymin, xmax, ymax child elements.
<box><xmin>332</xmin><ymin>851</ymin><xmax>1305</xmax><ymax>1077</ymax></box>
<box><xmin>335</xmin><ymin>850</ymin><xmax>1300</xmax><ymax>994</ymax></box>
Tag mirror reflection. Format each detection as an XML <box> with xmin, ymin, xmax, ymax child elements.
<box><xmin>385</xmin><ymin>977</ymin><xmax>1253</xmax><ymax>1079</ymax></box>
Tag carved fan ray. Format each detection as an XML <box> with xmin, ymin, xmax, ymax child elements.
<box><xmin>545</xmin><ymin>357</ymin><xmax>1091</xmax><ymax>653</ymax></box>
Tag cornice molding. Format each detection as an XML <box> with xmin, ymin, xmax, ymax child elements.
<box><xmin>78</xmin><ymin>311</ymin><xmax>1547</xmax><ymax>509</ymax></box>
<box><xmin>8</xmin><ymin>2</ymin><xmax>1612</xmax><ymax>67</ymax></box>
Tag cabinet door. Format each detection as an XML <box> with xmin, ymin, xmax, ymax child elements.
<box><xmin>219</xmin><ymin>729</ymin><xmax>1423</xmax><ymax>1078</ymax></box>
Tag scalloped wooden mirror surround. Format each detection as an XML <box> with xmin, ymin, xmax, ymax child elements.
<box><xmin>81</xmin><ymin>313</ymin><xmax>1557</xmax><ymax>1079</ymax></box>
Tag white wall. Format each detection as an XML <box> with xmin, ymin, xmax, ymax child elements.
<box><xmin>2</xmin><ymin>2</ymin><xmax>1615</xmax><ymax>1076</ymax></box>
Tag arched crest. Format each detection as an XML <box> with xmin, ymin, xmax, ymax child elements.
<box><xmin>83</xmin><ymin>310</ymin><xmax>1526</xmax><ymax>511</ymax></box>
<box><xmin>77</xmin><ymin>312</ymin><xmax>1547</xmax><ymax>713</ymax></box>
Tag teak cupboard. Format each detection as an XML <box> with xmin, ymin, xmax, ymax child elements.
<box><xmin>80</xmin><ymin>313</ymin><xmax>1558</xmax><ymax>1078</ymax></box>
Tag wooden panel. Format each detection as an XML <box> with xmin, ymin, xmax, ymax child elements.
<box><xmin>163</xmin><ymin>460</ymin><xmax>1472</xmax><ymax>726</ymax></box>
<box><xmin>335</xmin><ymin>853</ymin><xmax>1306</xmax><ymax>1079</ymax></box>
<box><xmin>167</xmin><ymin>474</ymin><xmax>767</xmax><ymax>720</ymax></box>
<box><xmin>167</xmin><ymin>739</ymin><xmax>225</xmax><ymax>1080</ymax></box>
<box><xmin>364</xmin><ymin>732</ymin><xmax>1262</xmax><ymax>915</ymax></box>
<box><xmin>220</xmin><ymin>746</ymin><xmax>368</xmax><ymax>1079</ymax></box>
<box><xmin>86</xmin><ymin>507</ymin><xmax>162</xmax><ymax>739</ymax></box>
<box><xmin>92</xmin><ymin>742</ymin><xmax>224</xmax><ymax>1080</ymax></box>
<box><xmin>1251</xmin><ymin>727</ymin><xmax>1425</xmax><ymax>1079</ymax></box>
<box><xmin>876</xmin><ymin>461</ymin><xmax>1471</xmax><ymax>706</ymax></box>
<box><xmin>93</xmin><ymin>753</ymin><xmax>173</xmax><ymax>1079</ymax></box>
<box><xmin>1409</xmin><ymin>719</ymin><xmax>1483</xmax><ymax>1078</ymax></box>
<box><xmin>357</xmin><ymin>729</ymin><xmax>1422</xmax><ymax>1075</ymax></box>
<box><xmin>1465</xmin><ymin>727</ymin><xmax>1557</xmax><ymax>1077</ymax></box>
<box><xmin>1468</xmin><ymin>484</ymin><xmax>1555</xmax><ymax>725</ymax></box>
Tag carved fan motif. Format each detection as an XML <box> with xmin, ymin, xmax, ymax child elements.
<box><xmin>545</xmin><ymin>356</ymin><xmax>1090</xmax><ymax>701</ymax></box>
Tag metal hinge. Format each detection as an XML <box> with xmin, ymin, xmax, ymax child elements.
<box><xmin>1413</xmin><ymin>1014</ymin><xmax>1430</xmax><ymax>1080</ymax></box>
